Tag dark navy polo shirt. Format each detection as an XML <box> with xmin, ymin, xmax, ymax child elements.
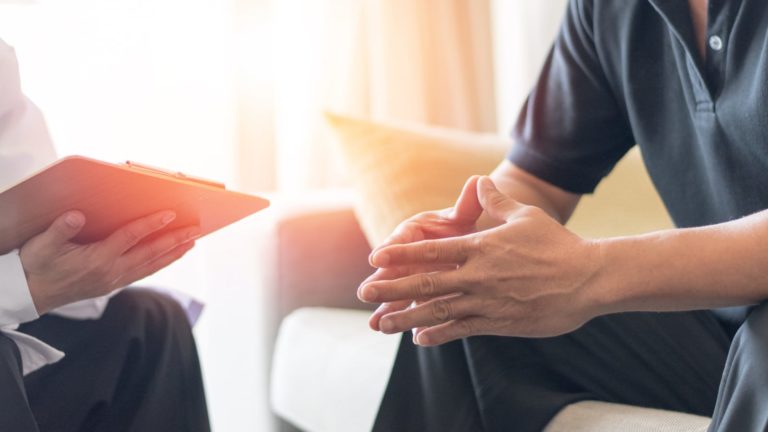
<box><xmin>508</xmin><ymin>0</ymin><xmax>767</xmax><ymax>230</ymax></box>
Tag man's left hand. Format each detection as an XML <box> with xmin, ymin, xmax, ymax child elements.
<box><xmin>358</xmin><ymin>176</ymin><xmax>605</xmax><ymax>346</ymax></box>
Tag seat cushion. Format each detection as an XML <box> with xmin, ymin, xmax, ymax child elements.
<box><xmin>272</xmin><ymin>308</ymin><xmax>711</xmax><ymax>432</ymax></box>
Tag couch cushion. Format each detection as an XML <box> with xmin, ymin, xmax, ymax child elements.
<box><xmin>544</xmin><ymin>401</ymin><xmax>710</xmax><ymax>432</ymax></box>
<box><xmin>272</xmin><ymin>308</ymin><xmax>711</xmax><ymax>432</ymax></box>
<box><xmin>271</xmin><ymin>308</ymin><xmax>401</xmax><ymax>432</ymax></box>
<box><xmin>325</xmin><ymin>113</ymin><xmax>673</xmax><ymax>247</ymax></box>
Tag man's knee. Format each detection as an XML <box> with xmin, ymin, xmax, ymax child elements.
<box><xmin>105</xmin><ymin>289</ymin><xmax>194</xmax><ymax>348</ymax></box>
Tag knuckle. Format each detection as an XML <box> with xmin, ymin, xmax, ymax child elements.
<box><xmin>422</xmin><ymin>242</ymin><xmax>440</xmax><ymax>262</ymax></box>
<box><xmin>471</xmin><ymin>235</ymin><xmax>487</xmax><ymax>254</ymax></box>
<box><xmin>415</xmin><ymin>274</ymin><xmax>437</xmax><ymax>298</ymax></box>
<box><xmin>457</xmin><ymin>319</ymin><xmax>475</xmax><ymax>337</ymax></box>
<box><xmin>145</xmin><ymin>242</ymin><xmax>161</xmax><ymax>260</ymax></box>
<box><xmin>120</xmin><ymin>227</ymin><xmax>142</xmax><ymax>247</ymax></box>
<box><xmin>430</xmin><ymin>299</ymin><xmax>453</xmax><ymax>322</ymax></box>
<box><xmin>517</xmin><ymin>205</ymin><xmax>543</xmax><ymax>219</ymax></box>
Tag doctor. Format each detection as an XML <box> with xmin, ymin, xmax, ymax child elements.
<box><xmin>0</xmin><ymin>40</ymin><xmax>210</xmax><ymax>431</ymax></box>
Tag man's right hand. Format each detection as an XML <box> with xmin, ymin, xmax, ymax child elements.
<box><xmin>362</xmin><ymin>175</ymin><xmax>485</xmax><ymax>331</ymax></box>
<box><xmin>20</xmin><ymin>210</ymin><xmax>200</xmax><ymax>314</ymax></box>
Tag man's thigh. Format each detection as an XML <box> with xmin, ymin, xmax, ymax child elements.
<box><xmin>375</xmin><ymin>310</ymin><xmax>734</xmax><ymax>432</ymax></box>
<box><xmin>0</xmin><ymin>333</ymin><xmax>38</xmax><ymax>431</ymax></box>
<box><xmin>18</xmin><ymin>289</ymin><xmax>200</xmax><ymax>432</ymax></box>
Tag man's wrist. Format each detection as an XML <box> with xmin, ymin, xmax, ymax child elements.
<box><xmin>584</xmin><ymin>233</ymin><xmax>666</xmax><ymax>317</ymax></box>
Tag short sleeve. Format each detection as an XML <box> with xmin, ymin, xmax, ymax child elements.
<box><xmin>508</xmin><ymin>0</ymin><xmax>634</xmax><ymax>194</ymax></box>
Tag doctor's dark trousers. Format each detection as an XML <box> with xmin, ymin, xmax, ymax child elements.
<box><xmin>373</xmin><ymin>304</ymin><xmax>768</xmax><ymax>432</ymax></box>
<box><xmin>0</xmin><ymin>289</ymin><xmax>210</xmax><ymax>432</ymax></box>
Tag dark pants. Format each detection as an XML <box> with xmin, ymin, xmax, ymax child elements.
<box><xmin>0</xmin><ymin>289</ymin><xmax>210</xmax><ymax>432</ymax></box>
<box><xmin>374</xmin><ymin>304</ymin><xmax>768</xmax><ymax>432</ymax></box>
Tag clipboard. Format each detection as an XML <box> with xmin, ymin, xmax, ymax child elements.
<box><xmin>0</xmin><ymin>156</ymin><xmax>270</xmax><ymax>255</ymax></box>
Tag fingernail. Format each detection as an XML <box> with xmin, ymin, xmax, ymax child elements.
<box><xmin>372</xmin><ymin>251</ymin><xmax>389</xmax><ymax>267</ymax></box>
<box><xmin>362</xmin><ymin>285</ymin><xmax>378</xmax><ymax>302</ymax></box>
<box><xmin>380</xmin><ymin>317</ymin><xmax>394</xmax><ymax>333</ymax></box>
<box><xmin>416</xmin><ymin>332</ymin><xmax>429</xmax><ymax>345</ymax></box>
<box><xmin>161</xmin><ymin>212</ymin><xmax>176</xmax><ymax>225</ymax></box>
<box><xmin>65</xmin><ymin>212</ymin><xmax>84</xmax><ymax>228</ymax></box>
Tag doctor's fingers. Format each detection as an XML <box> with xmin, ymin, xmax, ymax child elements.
<box><xmin>99</xmin><ymin>210</ymin><xmax>177</xmax><ymax>257</ymax></box>
<box><xmin>115</xmin><ymin>225</ymin><xmax>200</xmax><ymax>272</ymax></box>
<box><xmin>113</xmin><ymin>241</ymin><xmax>196</xmax><ymax>288</ymax></box>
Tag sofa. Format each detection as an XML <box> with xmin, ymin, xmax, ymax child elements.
<box><xmin>267</xmin><ymin>115</ymin><xmax>714</xmax><ymax>431</ymax></box>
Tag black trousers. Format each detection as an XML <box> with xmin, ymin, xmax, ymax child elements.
<box><xmin>0</xmin><ymin>289</ymin><xmax>210</xmax><ymax>432</ymax></box>
<box><xmin>374</xmin><ymin>304</ymin><xmax>768</xmax><ymax>432</ymax></box>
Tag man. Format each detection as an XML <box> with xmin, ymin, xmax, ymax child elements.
<box><xmin>0</xmin><ymin>40</ymin><xmax>210</xmax><ymax>430</ymax></box>
<box><xmin>361</xmin><ymin>0</ymin><xmax>768</xmax><ymax>431</ymax></box>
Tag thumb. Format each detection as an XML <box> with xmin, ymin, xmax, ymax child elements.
<box><xmin>477</xmin><ymin>176</ymin><xmax>522</xmax><ymax>222</ymax></box>
<box><xmin>42</xmin><ymin>211</ymin><xmax>86</xmax><ymax>246</ymax></box>
<box><xmin>449</xmin><ymin>175</ymin><xmax>483</xmax><ymax>223</ymax></box>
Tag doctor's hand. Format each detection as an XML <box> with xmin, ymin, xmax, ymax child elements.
<box><xmin>362</xmin><ymin>176</ymin><xmax>485</xmax><ymax>331</ymax></box>
<box><xmin>20</xmin><ymin>210</ymin><xmax>200</xmax><ymax>314</ymax></box>
<box><xmin>359</xmin><ymin>176</ymin><xmax>604</xmax><ymax>346</ymax></box>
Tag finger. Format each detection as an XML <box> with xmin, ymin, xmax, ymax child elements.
<box><xmin>39</xmin><ymin>211</ymin><xmax>86</xmax><ymax>248</ymax></box>
<box><xmin>369</xmin><ymin>220</ymin><xmax>422</xmax><ymax>264</ymax></box>
<box><xmin>359</xmin><ymin>270</ymin><xmax>466</xmax><ymax>303</ymax></box>
<box><xmin>116</xmin><ymin>226</ymin><xmax>201</xmax><ymax>271</ymax></box>
<box><xmin>359</xmin><ymin>264</ymin><xmax>458</xmax><ymax>298</ymax></box>
<box><xmin>115</xmin><ymin>240</ymin><xmax>196</xmax><ymax>287</ymax></box>
<box><xmin>368</xmin><ymin>301</ymin><xmax>412</xmax><ymax>331</ymax></box>
<box><xmin>371</xmin><ymin>237</ymin><xmax>472</xmax><ymax>268</ymax></box>
<box><xmin>378</xmin><ymin>295</ymin><xmax>479</xmax><ymax>334</ymax></box>
<box><xmin>477</xmin><ymin>176</ymin><xmax>524</xmax><ymax>222</ymax></box>
<box><xmin>450</xmin><ymin>175</ymin><xmax>483</xmax><ymax>223</ymax></box>
<box><xmin>100</xmin><ymin>210</ymin><xmax>177</xmax><ymax>256</ymax></box>
<box><xmin>415</xmin><ymin>317</ymin><xmax>489</xmax><ymax>346</ymax></box>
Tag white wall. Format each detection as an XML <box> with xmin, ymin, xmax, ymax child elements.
<box><xmin>0</xmin><ymin>2</ymin><xmax>272</xmax><ymax>431</ymax></box>
<box><xmin>491</xmin><ymin>0</ymin><xmax>567</xmax><ymax>135</ymax></box>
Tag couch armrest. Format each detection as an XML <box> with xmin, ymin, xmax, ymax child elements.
<box><xmin>272</xmin><ymin>197</ymin><xmax>375</xmax><ymax>321</ymax></box>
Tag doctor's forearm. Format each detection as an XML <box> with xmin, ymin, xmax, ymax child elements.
<box><xmin>591</xmin><ymin>209</ymin><xmax>768</xmax><ymax>314</ymax></box>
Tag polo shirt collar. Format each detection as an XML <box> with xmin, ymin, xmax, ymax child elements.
<box><xmin>646</xmin><ymin>0</ymin><xmax>699</xmax><ymax>64</ymax></box>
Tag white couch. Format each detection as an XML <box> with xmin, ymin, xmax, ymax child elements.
<box><xmin>272</xmin><ymin>308</ymin><xmax>712</xmax><ymax>432</ymax></box>
<box><xmin>266</xmin><ymin>149</ymin><xmax>714</xmax><ymax>431</ymax></box>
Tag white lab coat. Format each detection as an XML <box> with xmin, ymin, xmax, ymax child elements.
<box><xmin>0</xmin><ymin>39</ymin><xmax>111</xmax><ymax>375</ymax></box>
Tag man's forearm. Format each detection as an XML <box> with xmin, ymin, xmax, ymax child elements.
<box><xmin>592</xmin><ymin>209</ymin><xmax>768</xmax><ymax>314</ymax></box>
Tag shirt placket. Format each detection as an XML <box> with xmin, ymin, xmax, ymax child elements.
<box><xmin>703</xmin><ymin>0</ymin><xmax>730</xmax><ymax>102</ymax></box>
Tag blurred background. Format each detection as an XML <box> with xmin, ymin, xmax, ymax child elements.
<box><xmin>0</xmin><ymin>0</ymin><xmax>567</xmax><ymax>430</ymax></box>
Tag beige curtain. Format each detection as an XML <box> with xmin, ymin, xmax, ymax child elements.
<box><xmin>235</xmin><ymin>0</ymin><xmax>497</xmax><ymax>193</ymax></box>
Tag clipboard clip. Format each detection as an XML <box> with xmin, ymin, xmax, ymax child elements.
<box><xmin>124</xmin><ymin>161</ymin><xmax>226</xmax><ymax>189</ymax></box>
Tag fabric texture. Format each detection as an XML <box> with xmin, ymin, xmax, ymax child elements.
<box><xmin>326</xmin><ymin>112</ymin><xmax>671</xmax><ymax>247</ymax></box>
<box><xmin>271</xmin><ymin>308</ymin><xmax>715</xmax><ymax>432</ymax></box>
<box><xmin>374</xmin><ymin>311</ymin><xmax>732</xmax><ymax>432</ymax></box>
<box><xmin>0</xmin><ymin>289</ymin><xmax>211</xmax><ymax>432</ymax></box>
<box><xmin>508</xmin><ymin>0</ymin><xmax>767</xmax><ymax>231</ymax></box>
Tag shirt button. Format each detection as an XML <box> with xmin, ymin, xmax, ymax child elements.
<box><xmin>709</xmin><ymin>35</ymin><xmax>724</xmax><ymax>51</ymax></box>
